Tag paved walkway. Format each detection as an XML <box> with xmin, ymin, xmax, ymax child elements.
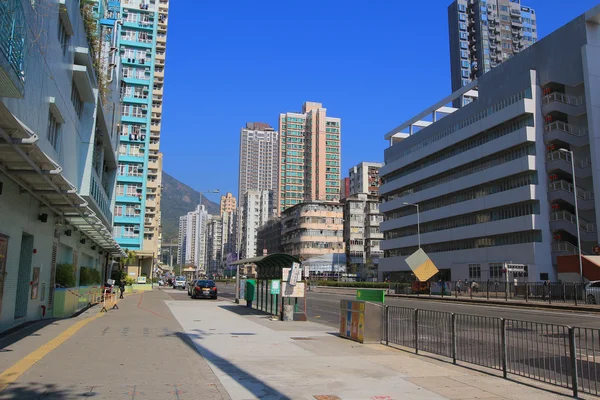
<box><xmin>0</xmin><ymin>290</ymin><xmax>229</xmax><ymax>400</ymax></box>
<box><xmin>0</xmin><ymin>288</ymin><xmax>582</xmax><ymax>399</ymax></box>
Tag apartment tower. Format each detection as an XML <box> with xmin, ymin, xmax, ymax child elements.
<box><xmin>114</xmin><ymin>0</ymin><xmax>169</xmax><ymax>275</ymax></box>
<box><xmin>448</xmin><ymin>0</ymin><xmax>537</xmax><ymax>106</ymax></box>
<box><xmin>238</xmin><ymin>123</ymin><xmax>279</xmax><ymax>199</ymax></box>
<box><xmin>349</xmin><ymin>162</ymin><xmax>383</xmax><ymax>196</ymax></box>
<box><xmin>220</xmin><ymin>192</ymin><xmax>237</xmax><ymax>215</ymax></box>
<box><xmin>278</xmin><ymin>102</ymin><xmax>341</xmax><ymax>214</ymax></box>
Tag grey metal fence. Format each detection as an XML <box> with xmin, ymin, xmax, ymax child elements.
<box><xmin>384</xmin><ymin>306</ymin><xmax>600</xmax><ymax>397</ymax></box>
<box><xmin>389</xmin><ymin>281</ymin><xmax>592</xmax><ymax>306</ymax></box>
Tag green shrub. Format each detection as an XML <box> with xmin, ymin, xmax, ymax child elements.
<box><xmin>56</xmin><ymin>264</ymin><xmax>76</xmax><ymax>288</ymax></box>
<box><xmin>314</xmin><ymin>281</ymin><xmax>389</xmax><ymax>288</ymax></box>
<box><xmin>79</xmin><ymin>267</ymin><xmax>102</xmax><ymax>286</ymax></box>
<box><xmin>125</xmin><ymin>277</ymin><xmax>136</xmax><ymax>286</ymax></box>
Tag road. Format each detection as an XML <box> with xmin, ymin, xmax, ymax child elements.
<box><xmin>215</xmin><ymin>283</ymin><xmax>600</xmax><ymax>328</ymax></box>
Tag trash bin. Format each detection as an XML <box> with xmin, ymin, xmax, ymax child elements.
<box><xmin>282</xmin><ymin>304</ymin><xmax>294</xmax><ymax>321</ymax></box>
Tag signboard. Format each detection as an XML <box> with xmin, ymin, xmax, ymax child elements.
<box><xmin>304</xmin><ymin>265</ymin><xmax>310</xmax><ymax>280</ymax></box>
<box><xmin>137</xmin><ymin>276</ymin><xmax>147</xmax><ymax>284</ymax></box>
<box><xmin>594</xmin><ymin>245</ymin><xmax>600</xmax><ymax>255</ymax></box>
<box><xmin>282</xmin><ymin>282</ymin><xmax>305</xmax><ymax>297</ymax></box>
<box><xmin>239</xmin><ymin>278</ymin><xmax>246</xmax><ymax>300</ymax></box>
<box><xmin>405</xmin><ymin>248</ymin><xmax>438</xmax><ymax>282</ymax></box>
<box><xmin>289</xmin><ymin>262</ymin><xmax>301</xmax><ymax>286</ymax></box>
<box><xmin>339</xmin><ymin>300</ymin><xmax>365</xmax><ymax>343</ymax></box>
<box><xmin>356</xmin><ymin>289</ymin><xmax>385</xmax><ymax>303</ymax></box>
<box><xmin>505</xmin><ymin>264</ymin><xmax>526</xmax><ymax>273</ymax></box>
<box><xmin>270</xmin><ymin>280</ymin><xmax>281</xmax><ymax>295</ymax></box>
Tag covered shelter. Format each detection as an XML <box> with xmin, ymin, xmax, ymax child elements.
<box><xmin>231</xmin><ymin>253</ymin><xmax>305</xmax><ymax>319</ymax></box>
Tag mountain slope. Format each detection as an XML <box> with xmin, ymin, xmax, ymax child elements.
<box><xmin>161</xmin><ymin>171</ymin><xmax>220</xmax><ymax>243</ymax></box>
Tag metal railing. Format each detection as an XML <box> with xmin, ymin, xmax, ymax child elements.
<box><xmin>548</xmin><ymin>179</ymin><xmax>594</xmax><ymax>200</ymax></box>
<box><xmin>388</xmin><ymin>280</ymin><xmax>594</xmax><ymax>305</ymax></box>
<box><xmin>384</xmin><ymin>306</ymin><xmax>600</xmax><ymax>397</ymax></box>
<box><xmin>544</xmin><ymin>121</ymin><xmax>588</xmax><ymax>137</ymax></box>
<box><xmin>550</xmin><ymin>211</ymin><xmax>597</xmax><ymax>232</ymax></box>
<box><xmin>542</xmin><ymin>92</ymin><xmax>584</xmax><ymax>107</ymax></box>
<box><xmin>552</xmin><ymin>241</ymin><xmax>590</xmax><ymax>256</ymax></box>
<box><xmin>0</xmin><ymin>0</ymin><xmax>26</xmax><ymax>84</ymax></box>
<box><xmin>546</xmin><ymin>150</ymin><xmax>590</xmax><ymax>168</ymax></box>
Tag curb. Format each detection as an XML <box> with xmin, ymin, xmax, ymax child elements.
<box><xmin>385</xmin><ymin>293</ymin><xmax>600</xmax><ymax>313</ymax></box>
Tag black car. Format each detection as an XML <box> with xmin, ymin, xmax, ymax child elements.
<box><xmin>191</xmin><ymin>280</ymin><xmax>218</xmax><ymax>299</ymax></box>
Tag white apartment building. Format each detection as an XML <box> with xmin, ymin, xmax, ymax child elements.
<box><xmin>349</xmin><ymin>162</ymin><xmax>383</xmax><ymax>196</ymax></box>
<box><xmin>379</xmin><ymin>6</ymin><xmax>600</xmax><ymax>283</ymax></box>
<box><xmin>238</xmin><ymin>123</ymin><xmax>279</xmax><ymax>199</ymax></box>
<box><xmin>344</xmin><ymin>193</ymin><xmax>383</xmax><ymax>280</ymax></box>
<box><xmin>240</xmin><ymin>190</ymin><xmax>272</xmax><ymax>258</ymax></box>
<box><xmin>178</xmin><ymin>205</ymin><xmax>208</xmax><ymax>273</ymax></box>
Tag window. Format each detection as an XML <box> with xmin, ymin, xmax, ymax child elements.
<box><xmin>489</xmin><ymin>263</ymin><xmax>504</xmax><ymax>279</ymax></box>
<box><xmin>116</xmin><ymin>184</ymin><xmax>125</xmax><ymax>196</ymax></box>
<box><xmin>58</xmin><ymin>19</ymin><xmax>69</xmax><ymax>55</ymax></box>
<box><xmin>459</xmin><ymin>22</ymin><xmax>467</xmax><ymax>31</ymax></box>
<box><xmin>47</xmin><ymin>112</ymin><xmax>61</xmax><ymax>151</ymax></box>
<box><xmin>459</xmin><ymin>13</ymin><xmax>467</xmax><ymax>21</ymax></box>
<box><xmin>461</xmin><ymin>69</ymin><xmax>470</xmax><ymax>78</ymax></box>
<box><xmin>458</xmin><ymin>3</ymin><xmax>466</xmax><ymax>12</ymax></box>
<box><xmin>126</xmin><ymin>185</ymin><xmax>139</xmax><ymax>196</ymax></box>
<box><xmin>460</xmin><ymin>50</ymin><xmax>469</xmax><ymax>59</ymax></box>
<box><xmin>469</xmin><ymin>264</ymin><xmax>481</xmax><ymax>280</ymax></box>
<box><xmin>114</xmin><ymin>205</ymin><xmax>124</xmax><ymax>217</ymax></box>
<box><xmin>460</xmin><ymin>41</ymin><xmax>468</xmax><ymax>49</ymax></box>
<box><xmin>460</xmin><ymin>32</ymin><xmax>468</xmax><ymax>40</ymax></box>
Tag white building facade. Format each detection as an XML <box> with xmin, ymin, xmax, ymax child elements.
<box><xmin>380</xmin><ymin>6</ymin><xmax>600</xmax><ymax>283</ymax></box>
<box><xmin>240</xmin><ymin>190</ymin><xmax>273</xmax><ymax>258</ymax></box>
<box><xmin>178</xmin><ymin>204</ymin><xmax>208</xmax><ymax>274</ymax></box>
<box><xmin>349</xmin><ymin>162</ymin><xmax>383</xmax><ymax>196</ymax></box>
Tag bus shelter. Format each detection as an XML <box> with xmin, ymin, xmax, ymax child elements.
<box><xmin>231</xmin><ymin>253</ymin><xmax>306</xmax><ymax>320</ymax></box>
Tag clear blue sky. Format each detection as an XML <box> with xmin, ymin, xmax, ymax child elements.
<box><xmin>160</xmin><ymin>0</ymin><xmax>599</xmax><ymax>200</ymax></box>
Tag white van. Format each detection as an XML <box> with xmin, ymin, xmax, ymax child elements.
<box><xmin>174</xmin><ymin>276</ymin><xmax>186</xmax><ymax>289</ymax></box>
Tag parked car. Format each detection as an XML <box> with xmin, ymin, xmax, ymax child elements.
<box><xmin>173</xmin><ymin>276</ymin><xmax>186</xmax><ymax>290</ymax></box>
<box><xmin>585</xmin><ymin>280</ymin><xmax>600</xmax><ymax>304</ymax></box>
<box><xmin>187</xmin><ymin>279</ymin><xmax>198</xmax><ymax>296</ymax></box>
<box><xmin>191</xmin><ymin>280</ymin><xmax>218</xmax><ymax>299</ymax></box>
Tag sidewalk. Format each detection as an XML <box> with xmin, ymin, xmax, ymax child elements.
<box><xmin>0</xmin><ymin>289</ymin><xmax>580</xmax><ymax>400</ymax></box>
<box><xmin>0</xmin><ymin>290</ymin><xmax>229</xmax><ymax>400</ymax></box>
<box><xmin>166</xmin><ymin>296</ymin><xmax>575</xmax><ymax>400</ymax></box>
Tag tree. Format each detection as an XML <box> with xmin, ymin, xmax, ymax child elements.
<box><xmin>120</xmin><ymin>250</ymin><xmax>137</xmax><ymax>270</ymax></box>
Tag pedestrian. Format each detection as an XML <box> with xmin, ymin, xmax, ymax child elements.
<box><xmin>457</xmin><ymin>280</ymin><xmax>462</xmax><ymax>295</ymax></box>
<box><xmin>119</xmin><ymin>279</ymin><xmax>125</xmax><ymax>299</ymax></box>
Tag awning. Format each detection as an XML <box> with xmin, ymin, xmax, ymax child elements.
<box><xmin>0</xmin><ymin>104</ymin><xmax>125</xmax><ymax>257</ymax></box>
<box><xmin>231</xmin><ymin>253</ymin><xmax>301</xmax><ymax>279</ymax></box>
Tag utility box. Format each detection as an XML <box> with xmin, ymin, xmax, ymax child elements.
<box><xmin>339</xmin><ymin>300</ymin><xmax>382</xmax><ymax>344</ymax></box>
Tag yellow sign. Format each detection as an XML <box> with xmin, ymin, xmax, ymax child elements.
<box><xmin>405</xmin><ymin>248</ymin><xmax>438</xmax><ymax>282</ymax></box>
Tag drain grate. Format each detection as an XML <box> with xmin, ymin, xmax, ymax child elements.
<box><xmin>291</xmin><ymin>337</ymin><xmax>317</xmax><ymax>341</ymax></box>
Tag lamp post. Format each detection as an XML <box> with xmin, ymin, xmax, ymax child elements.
<box><xmin>558</xmin><ymin>148</ymin><xmax>584</xmax><ymax>283</ymax></box>
<box><xmin>403</xmin><ymin>202</ymin><xmax>420</xmax><ymax>249</ymax></box>
<box><xmin>199</xmin><ymin>189</ymin><xmax>220</xmax><ymax>205</ymax></box>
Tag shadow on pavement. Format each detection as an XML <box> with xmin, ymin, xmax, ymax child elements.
<box><xmin>0</xmin><ymin>319</ymin><xmax>57</xmax><ymax>351</ymax></box>
<box><xmin>218</xmin><ymin>304</ymin><xmax>274</xmax><ymax>318</ymax></box>
<box><xmin>0</xmin><ymin>382</ymin><xmax>76</xmax><ymax>399</ymax></box>
<box><xmin>174</xmin><ymin>331</ymin><xmax>292</xmax><ymax>400</ymax></box>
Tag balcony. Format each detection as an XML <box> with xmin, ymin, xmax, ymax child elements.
<box><xmin>152</xmin><ymin>104</ymin><xmax>162</xmax><ymax>113</ymax></box>
<box><xmin>542</xmin><ymin>92</ymin><xmax>586</xmax><ymax>116</ymax></box>
<box><xmin>85</xmin><ymin>169</ymin><xmax>113</xmax><ymax>226</ymax></box>
<box><xmin>551</xmin><ymin>241</ymin><xmax>587</xmax><ymax>265</ymax></box>
<box><xmin>546</xmin><ymin>150</ymin><xmax>592</xmax><ymax>178</ymax></box>
<box><xmin>547</xmin><ymin>180</ymin><xmax>595</xmax><ymax>209</ymax></box>
<box><xmin>544</xmin><ymin>121</ymin><xmax>589</xmax><ymax>147</ymax></box>
<box><xmin>550</xmin><ymin>211</ymin><xmax>597</xmax><ymax>242</ymax></box>
<box><xmin>0</xmin><ymin>0</ymin><xmax>26</xmax><ymax>98</ymax></box>
<box><xmin>147</xmin><ymin>179</ymin><xmax>159</xmax><ymax>188</ymax></box>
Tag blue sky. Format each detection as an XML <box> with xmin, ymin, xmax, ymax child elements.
<box><xmin>160</xmin><ymin>0</ymin><xmax>599</xmax><ymax>200</ymax></box>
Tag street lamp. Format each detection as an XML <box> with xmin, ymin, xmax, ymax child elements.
<box><xmin>558</xmin><ymin>148</ymin><xmax>584</xmax><ymax>283</ymax></box>
<box><xmin>403</xmin><ymin>202</ymin><xmax>420</xmax><ymax>249</ymax></box>
<box><xmin>199</xmin><ymin>189</ymin><xmax>220</xmax><ymax>205</ymax></box>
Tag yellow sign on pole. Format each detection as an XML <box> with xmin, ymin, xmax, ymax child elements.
<box><xmin>405</xmin><ymin>248</ymin><xmax>438</xmax><ymax>282</ymax></box>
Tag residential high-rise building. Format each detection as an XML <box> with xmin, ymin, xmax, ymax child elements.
<box><xmin>220</xmin><ymin>192</ymin><xmax>237</xmax><ymax>215</ymax></box>
<box><xmin>343</xmin><ymin>194</ymin><xmax>383</xmax><ymax>280</ymax></box>
<box><xmin>206</xmin><ymin>215</ymin><xmax>223</xmax><ymax>277</ymax></box>
<box><xmin>114</xmin><ymin>0</ymin><xmax>170</xmax><ymax>274</ymax></box>
<box><xmin>177</xmin><ymin>205</ymin><xmax>208</xmax><ymax>274</ymax></box>
<box><xmin>349</xmin><ymin>162</ymin><xmax>383</xmax><ymax>196</ymax></box>
<box><xmin>278</xmin><ymin>102</ymin><xmax>341</xmax><ymax>213</ymax></box>
<box><xmin>238</xmin><ymin>123</ymin><xmax>279</xmax><ymax>199</ymax></box>
<box><xmin>221</xmin><ymin>209</ymin><xmax>237</xmax><ymax>268</ymax></box>
<box><xmin>240</xmin><ymin>190</ymin><xmax>273</xmax><ymax>258</ymax></box>
<box><xmin>0</xmin><ymin>0</ymin><xmax>124</xmax><ymax>332</ymax></box>
<box><xmin>380</xmin><ymin>6</ymin><xmax>600</xmax><ymax>283</ymax></box>
<box><xmin>257</xmin><ymin>218</ymin><xmax>282</xmax><ymax>256</ymax></box>
<box><xmin>448</xmin><ymin>0</ymin><xmax>537</xmax><ymax>105</ymax></box>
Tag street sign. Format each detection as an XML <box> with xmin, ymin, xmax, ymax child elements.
<box><xmin>594</xmin><ymin>245</ymin><xmax>600</xmax><ymax>255</ymax></box>
<box><xmin>405</xmin><ymin>248</ymin><xmax>438</xmax><ymax>282</ymax></box>
<box><xmin>289</xmin><ymin>262</ymin><xmax>301</xmax><ymax>286</ymax></box>
<box><xmin>270</xmin><ymin>280</ymin><xmax>281</xmax><ymax>295</ymax></box>
<box><xmin>505</xmin><ymin>264</ymin><xmax>526</xmax><ymax>273</ymax></box>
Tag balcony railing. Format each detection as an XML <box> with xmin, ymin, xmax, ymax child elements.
<box><xmin>0</xmin><ymin>0</ymin><xmax>26</xmax><ymax>88</ymax></box>
<box><xmin>551</xmin><ymin>241</ymin><xmax>587</xmax><ymax>255</ymax></box>
<box><xmin>544</xmin><ymin>121</ymin><xmax>588</xmax><ymax>137</ymax></box>
<box><xmin>546</xmin><ymin>150</ymin><xmax>591</xmax><ymax>168</ymax></box>
<box><xmin>550</xmin><ymin>211</ymin><xmax>597</xmax><ymax>232</ymax></box>
<box><xmin>90</xmin><ymin>170</ymin><xmax>113</xmax><ymax>223</ymax></box>
<box><xmin>542</xmin><ymin>92</ymin><xmax>584</xmax><ymax>107</ymax></box>
<box><xmin>548</xmin><ymin>180</ymin><xmax>594</xmax><ymax>200</ymax></box>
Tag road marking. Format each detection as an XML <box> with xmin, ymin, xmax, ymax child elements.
<box><xmin>0</xmin><ymin>312</ymin><xmax>104</xmax><ymax>392</ymax></box>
